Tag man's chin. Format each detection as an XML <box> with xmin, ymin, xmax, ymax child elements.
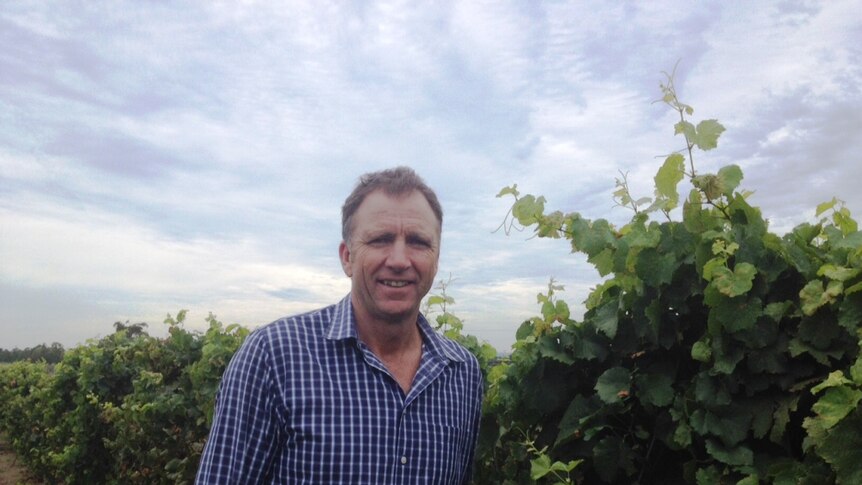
<box><xmin>376</xmin><ymin>305</ymin><xmax>420</xmax><ymax>325</ymax></box>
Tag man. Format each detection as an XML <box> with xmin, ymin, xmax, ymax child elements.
<box><xmin>196</xmin><ymin>167</ymin><xmax>484</xmax><ymax>484</ymax></box>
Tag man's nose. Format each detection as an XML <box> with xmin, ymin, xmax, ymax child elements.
<box><xmin>386</xmin><ymin>239</ymin><xmax>410</xmax><ymax>269</ymax></box>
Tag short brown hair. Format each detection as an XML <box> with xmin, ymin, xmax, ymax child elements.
<box><xmin>341</xmin><ymin>166</ymin><xmax>443</xmax><ymax>242</ymax></box>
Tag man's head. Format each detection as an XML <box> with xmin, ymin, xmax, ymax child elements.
<box><xmin>339</xmin><ymin>167</ymin><xmax>442</xmax><ymax>326</ymax></box>
<box><xmin>341</xmin><ymin>166</ymin><xmax>443</xmax><ymax>243</ymax></box>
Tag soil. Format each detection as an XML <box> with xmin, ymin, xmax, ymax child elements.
<box><xmin>0</xmin><ymin>435</ymin><xmax>41</xmax><ymax>485</ymax></box>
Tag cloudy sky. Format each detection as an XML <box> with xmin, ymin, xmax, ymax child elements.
<box><xmin>1</xmin><ymin>1</ymin><xmax>860</xmax><ymax>351</ymax></box>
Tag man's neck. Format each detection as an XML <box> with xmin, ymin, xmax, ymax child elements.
<box><xmin>355</xmin><ymin>314</ymin><xmax>421</xmax><ymax>357</ymax></box>
<box><xmin>353</xmin><ymin>311</ymin><xmax>423</xmax><ymax>393</ymax></box>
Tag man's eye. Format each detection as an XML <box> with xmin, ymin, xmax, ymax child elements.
<box><xmin>369</xmin><ymin>236</ymin><xmax>392</xmax><ymax>245</ymax></box>
<box><xmin>408</xmin><ymin>237</ymin><xmax>431</xmax><ymax>247</ymax></box>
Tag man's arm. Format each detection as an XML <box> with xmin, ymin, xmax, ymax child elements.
<box><xmin>195</xmin><ymin>332</ymin><xmax>281</xmax><ymax>484</ymax></box>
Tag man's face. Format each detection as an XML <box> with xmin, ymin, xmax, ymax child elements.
<box><xmin>339</xmin><ymin>189</ymin><xmax>440</xmax><ymax>326</ymax></box>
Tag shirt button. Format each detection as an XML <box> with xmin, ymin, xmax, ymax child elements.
<box><xmin>400</xmin><ymin>456</ymin><xmax>407</xmax><ymax>464</ymax></box>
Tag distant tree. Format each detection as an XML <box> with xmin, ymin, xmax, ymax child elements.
<box><xmin>112</xmin><ymin>321</ymin><xmax>149</xmax><ymax>338</ymax></box>
<box><xmin>0</xmin><ymin>342</ymin><xmax>65</xmax><ymax>364</ymax></box>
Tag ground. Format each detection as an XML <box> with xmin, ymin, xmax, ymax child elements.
<box><xmin>0</xmin><ymin>435</ymin><xmax>41</xmax><ymax>485</ymax></box>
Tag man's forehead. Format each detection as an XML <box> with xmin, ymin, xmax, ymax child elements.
<box><xmin>360</xmin><ymin>191</ymin><xmax>438</xmax><ymax>218</ymax></box>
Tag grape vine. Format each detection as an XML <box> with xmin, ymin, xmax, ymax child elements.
<box><xmin>477</xmin><ymin>71</ymin><xmax>862</xmax><ymax>484</ymax></box>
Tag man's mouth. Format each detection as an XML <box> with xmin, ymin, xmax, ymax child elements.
<box><xmin>381</xmin><ymin>280</ymin><xmax>410</xmax><ymax>288</ymax></box>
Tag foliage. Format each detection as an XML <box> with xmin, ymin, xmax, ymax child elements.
<box><xmin>424</xmin><ymin>276</ymin><xmax>500</xmax><ymax>374</ymax></box>
<box><xmin>477</xmin><ymin>71</ymin><xmax>862</xmax><ymax>484</ymax></box>
<box><xmin>0</xmin><ymin>312</ymin><xmax>248</xmax><ymax>484</ymax></box>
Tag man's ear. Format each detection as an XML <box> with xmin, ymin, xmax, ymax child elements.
<box><xmin>338</xmin><ymin>241</ymin><xmax>352</xmax><ymax>277</ymax></box>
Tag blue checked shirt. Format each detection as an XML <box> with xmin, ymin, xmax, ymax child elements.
<box><xmin>195</xmin><ymin>295</ymin><xmax>484</xmax><ymax>484</ymax></box>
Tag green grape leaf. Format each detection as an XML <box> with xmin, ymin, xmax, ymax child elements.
<box><xmin>593</xmin><ymin>300</ymin><xmax>619</xmax><ymax>339</ymax></box>
<box><xmin>585</xmin><ymin>279</ymin><xmax>618</xmax><ymax>310</ymax></box>
<box><xmin>817</xmin><ymin>264</ymin><xmax>860</xmax><ymax>282</ymax></box>
<box><xmin>692</xmin><ymin>341</ymin><xmax>712</xmax><ymax>362</ymax></box>
<box><xmin>696</xmin><ymin>466</ymin><xmax>722</xmax><ymax>485</ymax></box>
<box><xmin>588</xmin><ymin>247</ymin><xmax>615</xmax><ymax>277</ymax></box>
<box><xmin>530</xmin><ymin>454</ymin><xmax>553</xmax><ymax>480</ymax></box>
<box><xmin>692</xmin><ymin>174</ymin><xmax>722</xmax><ymax>200</ymax></box>
<box><xmin>815</xmin><ymin>411</ymin><xmax>862</xmax><ymax>485</ymax></box>
<box><xmin>570</xmin><ymin>217</ymin><xmax>615</xmax><ymax>257</ymax></box>
<box><xmin>737</xmin><ymin>475</ymin><xmax>760</xmax><ymax>485</ymax></box>
<box><xmin>811</xmin><ymin>386</ymin><xmax>862</xmax><ymax>429</ymax></box>
<box><xmin>764</xmin><ymin>301</ymin><xmax>792</xmax><ymax>322</ymax></box>
<box><xmin>712</xmin><ymin>340</ymin><xmax>745</xmax><ymax>373</ymax></box>
<box><xmin>541</xmin><ymin>300</ymin><xmax>556</xmax><ymax>322</ymax></box>
<box><xmin>702</xmin><ymin>257</ymin><xmax>726</xmax><ymax>281</ymax></box>
<box><xmin>496</xmin><ymin>184</ymin><xmax>519</xmax><ymax>198</ymax></box>
<box><xmin>833</xmin><ymin>231</ymin><xmax>862</xmax><ymax>250</ymax></box>
<box><xmin>515</xmin><ymin>320</ymin><xmax>534</xmax><ymax>341</ymax></box>
<box><xmin>425</xmin><ymin>295</ymin><xmax>448</xmax><ymax>307</ymax></box>
<box><xmin>812</xmin><ymin>370</ymin><xmax>853</xmax><ymax>395</ymax></box>
<box><xmin>711</xmin><ymin>263</ymin><xmax>757</xmax><ymax>297</ymax></box>
<box><xmin>845</xmin><ymin>281</ymin><xmax>862</xmax><ymax>295</ymax></box>
<box><xmin>673</xmin><ymin>422</ymin><xmax>692</xmax><ymax>448</ymax></box>
<box><xmin>555</xmin><ymin>300</ymin><xmax>570</xmax><ymax>322</ymax></box>
<box><xmin>675</xmin><ymin>120</ymin><xmax>697</xmax><ymax>141</ymax></box>
<box><xmin>694</xmin><ymin>119</ymin><xmax>726</xmax><ymax>150</ymax></box>
<box><xmin>816</xmin><ymin>197</ymin><xmax>838</xmax><ymax>217</ymax></box>
<box><xmin>800</xmin><ymin>279</ymin><xmax>843</xmax><ymax>316</ymax></box>
<box><xmin>635</xmin><ymin>370</ymin><xmax>674</xmax><ymax>407</ymax></box>
<box><xmin>771</xmin><ymin>396</ymin><xmax>799</xmax><ymax>443</ymax></box>
<box><xmin>538</xmin><ymin>336</ymin><xmax>575</xmax><ymax>365</ymax></box>
<box><xmin>654</xmin><ymin>153</ymin><xmax>686</xmax><ymax>209</ymax></box>
<box><xmin>851</xmin><ymin>357</ymin><xmax>862</xmax><ymax>385</ymax></box>
<box><xmin>705</xmin><ymin>438</ymin><xmax>753</xmax><ymax>466</ymax></box>
<box><xmin>717</xmin><ymin>164</ymin><xmax>743</xmax><ymax>196</ymax></box>
<box><xmin>593</xmin><ymin>435</ymin><xmax>635</xmax><ymax>483</ymax></box>
<box><xmin>511</xmin><ymin>195</ymin><xmax>546</xmax><ymax>226</ymax></box>
<box><xmin>568</xmin><ymin>332</ymin><xmax>609</xmax><ymax>361</ymax></box>
<box><xmin>595</xmin><ymin>367</ymin><xmax>631</xmax><ymax>404</ymax></box>
<box><xmin>556</xmin><ymin>394</ymin><xmax>598</xmax><ymax>446</ymax></box>
<box><xmin>799</xmin><ymin>280</ymin><xmax>824</xmax><ymax>316</ymax></box>
<box><xmin>834</xmin><ymin>207</ymin><xmax>859</xmax><ymax>235</ymax></box>
<box><xmin>636</xmin><ymin>248</ymin><xmax>677</xmax><ymax>287</ymax></box>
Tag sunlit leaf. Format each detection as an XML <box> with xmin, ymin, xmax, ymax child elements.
<box><xmin>693</xmin><ymin>119</ymin><xmax>726</xmax><ymax>150</ymax></box>
<box><xmin>691</xmin><ymin>341</ymin><xmax>712</xmax><ymax>362</ymax></box>
<box><xmin>817</xmin><ymin>264</ymin><xmax>860</xmax><ymax>282</ymax></box>
<box><xmin>816</xmin><ymin>197</ymin><xmax>838</xmax><ymax>217</ymax></box>
<box><xmin>811</xmin><ymin>370</ymin><xmax>852</xmax><ymax>394</ymax></box>
<box><xmin>675</xmin><ymin>120</ymin><xmax>696</xmax><ymax>142</ymax></box>
<box><xmin>811</xmin><ymin>386</ymin><xmax>862</xmax><ymax>429</ymax></box>
<box><xmin>530</xmin><ymin>454</ymin><xmax>553</xmax><ymax>479</ymax></box>
<box><xmin>654</xmin><ymin>153</ymin><xmax>686</xmax><ymax>210</ymax></box>
<box><xmin>712</xmin><ymin>263</ymin><xmax>757</xmax><ymax>297</ymax></box>
<box><xmin>496</xmin><ymin>184</ymin><xmax>519</xmax><ymax>198</ymax></box>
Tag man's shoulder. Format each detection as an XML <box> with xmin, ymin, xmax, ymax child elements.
<box><xmin>241</xmin><ymin>299</ymin><xmax>348</xmax><ymax>351</ymax></box>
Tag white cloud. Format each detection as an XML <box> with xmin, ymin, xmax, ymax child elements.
<box><xmin>0</xmin><ymin>204</ymin><xmax>349</xmax><ymax>308</ymax></box>
<box><xmin>1</xmin><ymin>1</ymin><xmax>860</xmax><ymax>351</ymax></box>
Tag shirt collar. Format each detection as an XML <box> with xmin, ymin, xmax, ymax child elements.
<box><xmin>325</xmin><ymin>294</ymin><xmax>467</xmax><ymax>363</ymax></box>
